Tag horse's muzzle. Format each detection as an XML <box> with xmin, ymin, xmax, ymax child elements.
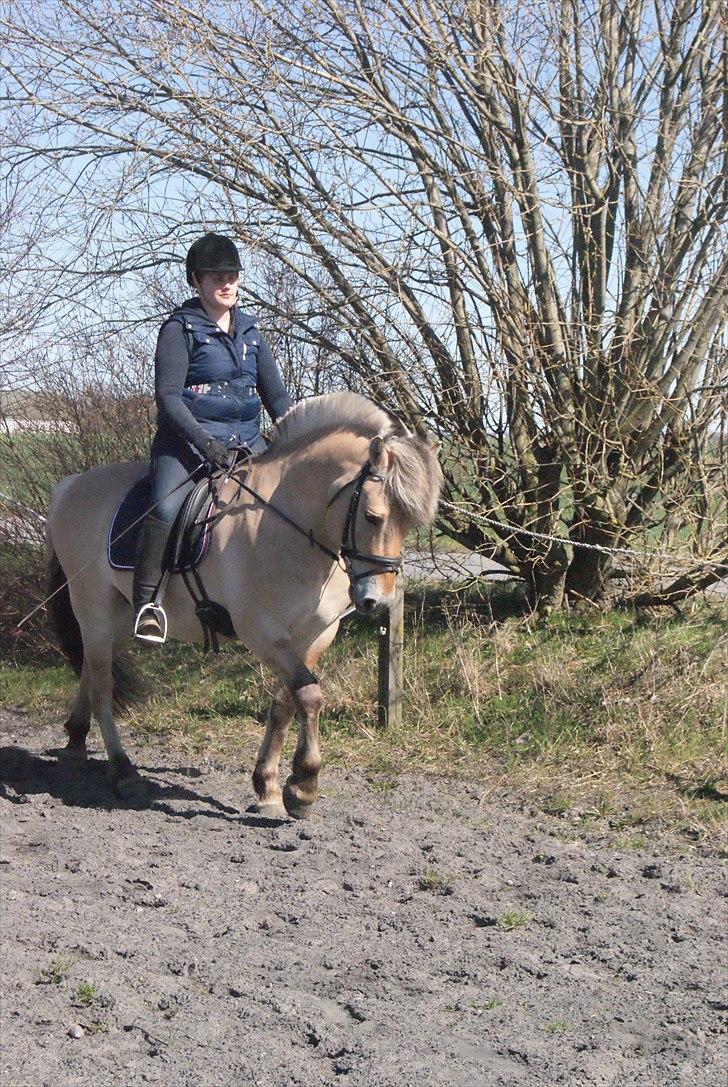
<box><xmin>350</xmin><ymin>575</ymin><xmax>392</xmax><ymax>615</ymax></box>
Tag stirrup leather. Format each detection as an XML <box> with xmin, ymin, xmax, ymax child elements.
<box><xmin>133</xmin><ymin>602</ymin><xmax>168</xmax><ymax>644</ymax></box>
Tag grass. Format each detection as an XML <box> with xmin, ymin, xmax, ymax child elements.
<box><xmin>545</xmin><ymin>1019</ymin><xmax>571</xmax><ymax>1035</ymax></box>
<box><xmin>474</xmin><ymin>997</ymin><xmax>503</xmax><ymax>1011</ymax></box>
<box><xmin>80</xmin><ymin>1020</ymin><xmax>108</xmax><ymax>1035</ymax></box>
<box><xmin>499</xmin><ymin>910</ymin><xmax>531</xmax><ymax>931</ymax></box>
<box><xmin>73</xmin><ymin>982</ymin><xmax>100</xmax><ymax>1008</ymax></box>
<box><xmin>418</xmin><ymin>869</ymin><xmax>454</xmax><ymax>894</ymax></box>
<box><xmin>38</xmin><ymin>957</ymin><xmax>72</xmax><ymax>986</ymax></box>
<box><xmin>2</xmin><ymin>583</ymin><xmax>726</xmax><ymax>833</ymax></box>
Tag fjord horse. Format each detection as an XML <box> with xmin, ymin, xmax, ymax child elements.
<box><xmin>46</xmin><ymin>393</ymin><xmax>442</xmax><ymax>819</ymax></box>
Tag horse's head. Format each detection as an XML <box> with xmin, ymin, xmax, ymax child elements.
<box><xmin>328</xmin><ymin>430</ymin><xmax>443</xmax><ymax>615</ymax></box>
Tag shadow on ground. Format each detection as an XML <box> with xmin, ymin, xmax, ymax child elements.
<box><xmin>0</xmin><ymin>743</ymin><xmax>286</xmax><ymax>827</ymax></box>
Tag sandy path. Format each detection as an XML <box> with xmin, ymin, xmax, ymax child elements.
<box><xmin>1</xmin><ymin>706</ymin><xmax>725</xmax><ymax>1087</ymax></box>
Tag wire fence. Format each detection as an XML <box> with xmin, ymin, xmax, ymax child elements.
<box><xmin>438</xmin><ymin>500</ymin><xmax>727</xmax><ymax>571</ymax></box>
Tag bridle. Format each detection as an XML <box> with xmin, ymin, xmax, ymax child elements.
<box><xmin>328</xmin><ymin>460</ymin><xmax>403</xmax><ymax>583</ymax></box>
<box><xmin>228</xmin><ymin>457</ymin><xmax>402</xmax><ymax>586</ymax></box>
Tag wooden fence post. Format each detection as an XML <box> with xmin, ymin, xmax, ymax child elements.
<box><xmin>378</xmin><ymin>581</ymin><xmax>404</xmax><ymax>728</ymax></box>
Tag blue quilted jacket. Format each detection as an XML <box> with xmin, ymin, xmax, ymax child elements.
<box><xmin>154</xmin><ymin>298</ymin><xmax>292</xmax><ymax>452</ymax></box>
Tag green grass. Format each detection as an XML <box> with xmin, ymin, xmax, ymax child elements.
<box><xmin>73</xmin><ymin>982</ymin><xmax>100</xmax><ymax>1008</ymax></box>
<box><xmin>499</xmin><ymin>910</ymin><xmax>531</xmax><ymax>931</ymax></box>
<box><xmin>2</xmin><ymin>586</ymin><xmax>726</xmax><ymax>833</ymax></box>
<box><xmin>0</xmin><ymin>431</ymin><xmax>87</xmax><ymax>514</ymax></box>
<box><xmin>1</xmin><ymin>664</ymin><xmax>74</xmax><ymax>705</ymax></box>
<box><xmin>38</xmin><ymin>957</ymin><xmax>72</xmax><ymax>986</ymax></box>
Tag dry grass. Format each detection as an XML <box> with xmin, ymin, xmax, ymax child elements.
<box><xmin>2</xmin><ymin>587</ymin><xmax>726</xmax><ymax>833</ymax></box>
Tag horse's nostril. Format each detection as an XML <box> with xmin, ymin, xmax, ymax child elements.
<box><xmin>359</xmin><ymin>597</ymin><xmax>376</xmax><ymax>614</ymax></box>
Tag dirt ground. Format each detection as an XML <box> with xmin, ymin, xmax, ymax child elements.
<box><xmin>1</xmin><ymin>705</ymin><xmax>725</xmax><ymax>1087</ymax></box>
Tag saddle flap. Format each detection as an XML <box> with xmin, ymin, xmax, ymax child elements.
<box><xmin>168</xmin><ymin>476</ymin><xmax>217</xmax><ymax>571</ymax></box>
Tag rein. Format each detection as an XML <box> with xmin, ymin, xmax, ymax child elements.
<box><xmin>232</xmin><ymin>476</ymin><xmax>340</xmax><ymax>564</ymax></box>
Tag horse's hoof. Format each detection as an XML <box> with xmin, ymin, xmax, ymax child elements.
<box><xmin>247</xmin><ymin>800</ymin><xmax>288</xmax><ymax>821</ymax></box>
<box><xmin>62</xmin><ymin>741</ymin><xmax>88</xmax><ymax>760</ymax></box>
<box><xmin>114</xmin><ymin>773</ymin><xmax>153</xmax><ymax>807</ymax></box>
<box><xmin>282</xmin><ymin>781</ymin><xmax>314</xmax><ymax>821</ymax></box>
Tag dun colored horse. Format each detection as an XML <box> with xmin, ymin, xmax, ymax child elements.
<box><xmin>46</xmin><ymin>392</ymin><xmax>442</xmax><ymax>819</ymax></box>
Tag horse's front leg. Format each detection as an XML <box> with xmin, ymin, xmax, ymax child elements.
<box><xmin>255</xmin><ymin>630</ymin><xmax>336</xmax><ymax>820</ymax></box>
<box><xmin>282</xmin><ymin>679</ymin><xmax>323</xmax><ymax>821</ymax></box>
<box><xmin>250</xmin><ymin>686</ymin><xmax>295</xmax><ymax>819</ymax></box>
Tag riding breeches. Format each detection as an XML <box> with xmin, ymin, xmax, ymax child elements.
<box><xmin>149</xmin><ymin>431</ymin><xmax>206</xmax><ymax>528</ymax></box>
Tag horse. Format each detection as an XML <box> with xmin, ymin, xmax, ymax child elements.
<box><xmin>46</xmin><ymin>392</ymin><xmax>443</xmax><ymax>819</ymax></box>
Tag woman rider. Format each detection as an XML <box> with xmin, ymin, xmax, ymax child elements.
<box><xmin>133</xmin><ymin>232</ymin><xmax>293</xmax><ymax>642</ymax></box>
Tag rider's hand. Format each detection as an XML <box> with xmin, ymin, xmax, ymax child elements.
<box><xmin>202</xmin><ymin>436</ymin><xmax>231</xmax><ymax>469</ymax></box>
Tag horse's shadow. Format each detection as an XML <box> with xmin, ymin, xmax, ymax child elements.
<box><xmin>0</xmin><ymin>744</ymin><xmax>287</xmax><ymax>828</ymax></box>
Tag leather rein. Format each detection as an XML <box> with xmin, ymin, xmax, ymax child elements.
<box><xmin>225</xmin><ymin>458</ymin><xmax>403</xmax><ymax>585</ymax></box>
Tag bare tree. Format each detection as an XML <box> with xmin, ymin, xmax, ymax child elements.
<box><xmin>2</xmin><ymin>0</ymin><xmax>726</xmax><ymax>610</ymax></box>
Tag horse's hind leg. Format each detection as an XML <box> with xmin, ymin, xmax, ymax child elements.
<box><xmin>63</xmin><ymin>664</ymin><xmax>91</xmax><ymax>753</ymax></box>
<box><xmin>84</xmin><ymin>640</ymin><xmax>150</xmax><ymax>804</ymax></box>
<box><xmin>251</xmin><ymin>686</ymin><xmax>295</xmax><ymax>819</ymax></box>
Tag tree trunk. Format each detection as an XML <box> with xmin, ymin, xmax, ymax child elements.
<box><xmin>528</xmin><ymin>542</ymin><xmax>572</xmax><ymax>616</ymax></box>
<box><xmin>564</xmin><ymin>548</ymin><xmax>614</xmax><ymax>604</ymax></box>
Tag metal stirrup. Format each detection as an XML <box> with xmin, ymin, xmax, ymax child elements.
<box><xmin>133</xmin><ymin>602</ymin><xmax>169</xmax><ymax>644</ymax></box>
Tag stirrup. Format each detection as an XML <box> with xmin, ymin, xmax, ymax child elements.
<box><xmin>133</xmin><ymin>602</ymin><xmax>168</xmax><ymax>644</ymax></box>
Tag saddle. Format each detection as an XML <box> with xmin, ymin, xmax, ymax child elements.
<box><xmin>108</xmin><ymin>473</ymin><xmax>214</xmax><ymax>572</ymax></box>
<box><xmin>109</xmin><ymin>470</ymin><xmax>240</xmax><ymax>651</ymax></box>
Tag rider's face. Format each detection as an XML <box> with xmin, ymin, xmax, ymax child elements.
<box><xmin>194</xmin><ymin>270</ymin><xmax>239</xmax><ymax>312</ymax></box>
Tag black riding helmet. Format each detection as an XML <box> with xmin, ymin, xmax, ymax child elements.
<box><xmin>186</xmin><ymin>233</ymin><xmax>242</xmax><ymax>286</ymax></box>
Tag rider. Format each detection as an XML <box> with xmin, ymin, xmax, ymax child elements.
<box><xmin>133</xmin><ymin>232</ymin><xmax>293</xmax><ymax>642</ymax></box>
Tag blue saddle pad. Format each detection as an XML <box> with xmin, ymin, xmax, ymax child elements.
<box><xmin>108</xmin><ymin>475</ymin><xmax>209</xmax><ymax>571</ymax></box>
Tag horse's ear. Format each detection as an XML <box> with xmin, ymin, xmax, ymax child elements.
<box><xmin>369</xmin><ymin>435</ymin><xmax>388</xmax><ymax>472</ymax></box>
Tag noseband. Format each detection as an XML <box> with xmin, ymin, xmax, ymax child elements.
<box><xmin>328</xmin><ymin>461</ymin><xmax>403</xmax><ymax>583</ymax></box>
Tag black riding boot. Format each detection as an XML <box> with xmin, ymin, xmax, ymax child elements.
<box><xmin>133</xmin><ymin>514</ymin><xmax>171</xmax><ymax>643</ymax></box>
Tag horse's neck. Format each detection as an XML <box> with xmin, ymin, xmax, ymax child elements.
<box><xmin>246</xmin><ymin>432</ymin><xmax>369</xmax><ymax>525</ymax></box>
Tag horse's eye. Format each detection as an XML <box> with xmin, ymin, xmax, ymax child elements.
<box><xmin>364</xmin><ymin>511</ymin><xmax>385</xmax><ymax>526</ymax></box>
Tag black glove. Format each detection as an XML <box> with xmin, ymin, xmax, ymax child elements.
<box><xmin>201</xmin><ymin>436</ymin><xmax>231</xmax><ymax>469</ymax></box>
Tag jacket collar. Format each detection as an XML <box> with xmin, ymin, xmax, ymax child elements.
<box><xmin>176</xmin><ymin>297</ymin><xmax>257</xmax><ymax>333</ymax></box>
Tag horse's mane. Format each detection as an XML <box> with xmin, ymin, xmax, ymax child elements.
<box><xmin>270</xmin><ymin>391</ymin><xmax>397</xmax><ymax>448</ymax></box>
<box><xmin>269</xmin><ymin>392</ymin><xmax>442</xmax><ymax>525</ymax></box>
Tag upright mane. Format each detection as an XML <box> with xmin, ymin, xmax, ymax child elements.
<box><xmin>269</xmin><ymin>392</ymin><xmax>442</xmax><ymax>526</ymax></box>
<box><xmin>269</xmin><ymin>391</ymin><xmax>398</xmax><ymax>451</ymax></box>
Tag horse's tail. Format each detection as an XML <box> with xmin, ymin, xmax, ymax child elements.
<box><xmin>47</xmin><ymin>517</ymin><xmax>146</xmax><ymax>712</ymax></box>
<box><xmin>109</xmin><ymin>656</ymin><xmax>148</xmax><ymax>713</ymax></box>
<box><xmin>47</xmin><ymin>542</ymin><xmax>84</xmax><ymax>677</ymax></box>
